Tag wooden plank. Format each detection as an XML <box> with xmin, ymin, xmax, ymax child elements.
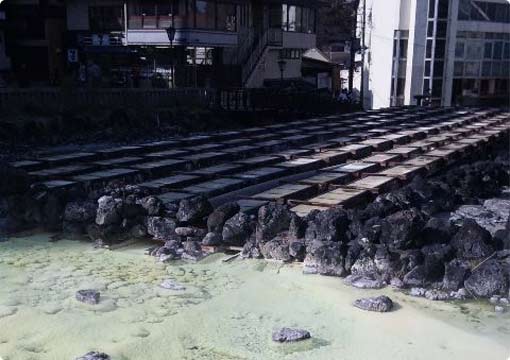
<box><xmin>237</xmin><ymin>199</ymin><xmax>269</xmax><ymax>215</ymax></box>
<box><xmin>306</xmin><ymin>151</ymin><xmax>350</xmax><ymax>165</ymax></box>
<box><xmin>337</xmin><ymin>143</ymin><xmax>373</xmax><ymax>158</ymax></box>
<box><xmin>385</xmin><ymin>146</ymin><xmax>421</xmax><ymax>158</ymax></box>
<box><xmin>359</xmin><ymin>138</ymin><xmax>393</xmax><ymax>151</ymax></box>
<box><xmin>8</xmin><ymin>160</ymin><xmax>43</xmax><ymax>171</ymax></box>
<box><xmin>274</xmin><ymin>158</ymin><xmax>325</xmax><ymax>172</ymax></box>
<box><xmin>362</xmin><ymin>153</ymin><xmax>401</xmax><ymax>167</ymax></box>
<box><xmin>306</xmin><ymin>187</ymin><xmax>370</xmax><ymax>207</ymax></box>
<box><xmin>251</xmin><ymin>184</ymin><xmax>315</xmax><ymax>202</ymax></box>
<box><xmin>29</xmin><ymin>164</ymin><xmax>95</xmax><ymax>179</ymax></box>
<box><xmin>402</xmin><ymin>156</ymin><xmax>443</xmax><ymax>172</ymax></box>
<box><xmin>231</xmin><ymin>167</ymin><xmax>289</xmax><ymax>183</ymax></box>
<box><xmin>138</xmin><ymin>174</ymin><xmax>202</xmax><ymax>192</ymax></box>
<box><xmin>297</xmin><ymin>172</ymin><xmax>352</xmax><ymax>187</ymax></box>
<box><xmin>378</xmin><ymin>165</ymin><xmax>427</xmax><ymax>180</ymax></box>
<box><xmin>345</xmin><ymin>175</ymin><xmax>399</xmax><ymax>193</ymax></box>
<box><xmin>327</xmin><ymin>161</ymin><xmax>380</xmax><ymax>176</ymax></box>
<box><xmin>130</xmin><ymin>159</ymin><xmax>190</xmax><ymax>175</ymax></box>
<box><xmin>93</xmin><ymin>156</ymin><xmax>145</xmax><ymax>167</ymax></box>
<box><xmin>235</xmin><ymin>155</ymin><xmax>283</xmax><ymax>168</ymax></box>
<box><xmin>157</xmin><ymin>192</ymin><xmax>194</xmax><ymax>205</ymax></box>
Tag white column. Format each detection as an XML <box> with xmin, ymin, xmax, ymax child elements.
<box><xmin>443</xmin><ymin>0</ymin><xmax>459</xmax><ymax>106</ymax></box>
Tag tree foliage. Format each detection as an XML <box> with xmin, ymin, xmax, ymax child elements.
<box><xmin>316</xmin><ymin>0</ymin><xmax>360</xmax><ymax>47</ymax></box>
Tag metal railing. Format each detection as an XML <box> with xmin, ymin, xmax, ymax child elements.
<box><xmin>241</xmin><ymin>28</ymin><xmax>283</xmax><ymax>86</ymax></box>
<box><xmin>0</xmin><ymin>88</ymin><xmax>215</xmax><ymax>111</ymax></box>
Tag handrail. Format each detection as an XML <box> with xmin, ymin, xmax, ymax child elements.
<box><xmin>241</xmin><ymin>28</ymin><xmax>283</xmax><ymax>86</ymax></box>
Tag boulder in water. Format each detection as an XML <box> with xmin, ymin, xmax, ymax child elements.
<box><xmin>353</xmin><ymin>295</ymin><xmax>393</xmax><ymax>312</ymax></box>
<box><xmin>272</xmin><ymin>327</ymin><xmax>311</xmax><ymax>342</ymax></box>
<box><xmin>76</xmin><ymin>290</ymin><xmax>100</xmax><ymax>305</ymax></box>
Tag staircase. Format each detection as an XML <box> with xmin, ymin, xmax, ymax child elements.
<box><xmin>237</xmin><ymin>28</ymin><xmax>283</xmax><ymax>87</ymax></box>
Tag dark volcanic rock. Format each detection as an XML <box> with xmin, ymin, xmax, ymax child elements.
<box><xmin>256</xmin><ymin>203</ymin><xmax>292</xmax><ymax>243</ymax></box>
<box><xmin>207</xmin><ymin>202</ymin><xmax>240</xmax><ymax>233</ymax></box>
<box><xmin>289</xmin><ymin>240</ymin><xmax>306</xmax><ymax>261</ymax></box>
<box><xmin>146</xmin><ymin>216</ymin><xmax>178</xmax><ymax>240</ymax></box>
<box><xmin>0</xmin><ymin>162</ymin><xmax>31</xmax><ymax>195</ymax></box>
<box><xmin>75</xmin><ymin>351</ymin><xmax>111</xmax><ymax>360</ymax></box>
<box><xmin>403</xmin><ymin>265</ymin><xmax>429</xmax><ymax>288</ymax></box>
<box><xmin>289</xmin><ymin>214</ymin><xmax>307</xmax><ymax>240</ymax></box>
<box><xmin>303</xmin><ymin>240</ymin><xmax>346</xmax><ymax>276</ymax></box>
<box><xmin>272</xmin><ymin>327</ymin><xmax>311</xmax><ymax>342</ymax></box>
<box><xmin>442</xmin><ymin>259</ymin><xmax>471</xmax><ymax>291</ymax></box>
<box><xmin>75</xmin><ymin>289</ymin><xmax>100</xmax><ymax>305</ymax></box>
<box><xmin>451</xmin><ymin>219</ymin><xmax>494</xmax><ymax>260</ymax></box>
<box><xmin>421</xmin><ymin>217</ymin><xmax>457</xmax><ymax>244</ymax></box>
<box><xmin>181</xmin><ymin>240</ymin><xmax>204</xmax><ymax>261</ymax></box>
<box><xmin>241</xmin><ymin>240</ymin><xmax>262</xmax><ymax>259</ymax></box>
<box><xmin>64</xmin><ymin>201</ymin><xmax>97</xmax><ymax>223</ymax></box>
<box><xmin>380</xmin><ymin>208</ymin><xmax>427</xmax><ymax>250</ymax></box>
<box><xmin>353</xmin><ymin>295</ymin><xmax>393</xmax><ymax>312</ymax></box>
<box><xmin>202</xmin><ymin>232</ymin><xmax>222</xmax><ymax>246</ymax></box>
<box><xmin>176</xmin><ymin>196</ymin><xmax>213</xmax><ymax>224</ymax></box>
<box><xmin>95</xmin><ymin>196</ymin><xmax>122</xmax><ymax>226</ymax></box>
<box><xmin>344</xmin><ymin>274</ymin><xmax>385</xmax><ymax>289</ymax></box>
<box><xmin>138</xmin><ymin>196</ymin><xmax>162</xmax><ymax>216</ymax></box>
<box><xmin>222</xmin><ymin>212</ymin><xmax>252</xmax><ymax>246</ymax></box>
<box><xmin>464</xmin><ymin>259</ymin><xmax>509</xmax><ymax>297</ymax></box>
<box><xmin>260</xmin><ymin>237</ymin><xmax>291</xmax><ymax>262</ymax></box>
<box><xmin>305</xmin><ymin>208</ymin><xmax>349</xmax><ymax>243</ymax></box>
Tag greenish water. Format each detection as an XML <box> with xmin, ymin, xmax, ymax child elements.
<box><xmin>0</xmin><ymin>234</ymin><xmax>509</xmax><ymax>360</ymax></box>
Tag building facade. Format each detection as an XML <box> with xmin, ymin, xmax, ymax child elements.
<box><xmin>362</xmin><ymin>0</ymin><xmax>510</xmax><ymax>109</ymax></box>
<box><xmin>64</xmin><ymin>0</ymin><xmax>319</xmax><ymax>88</ymax></box>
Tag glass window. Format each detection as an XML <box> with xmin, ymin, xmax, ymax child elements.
<box><xmin>437</xmin><ymin>0</ymin><xmax>449</xmax><ymax>18</ymax></box>
<box><xmin>434</xmin><ymin>60</ymin><xmax>444</xmax><ymax>77</ymax></box>
<box><xmin>423</xmin><ymin>78</ymin><xmax>431</xmax><ymax>94</ymax></box>
<box><xmin>432</xmin><ymin>79</ymin><xmax>443</xmax><ymax>96</ymax></box>
<box><xmin>428</xmin><ymin>0</ymin><xmax>435</xmax><ymax>18</ymax></box>
<box><xmin>466</xmin><ymin>42</ymin><xmax>482</xmax><ymax>59</ymax></box>
<box><xmin>455</xmin><ymin>42</ymin><xmax>465</xmax><ymax>58</ymax></box>
<box><xmin>491</xmin><ymin>61</ymin><xmax>501</xmax><ymax>76</ymax></box>
<box><xmin>436</xmin><ymin>21</ymin><xmax>447</xmax><ymax>38</ymax></box>
<box><xmin>464</xmin><ymin>61</ymin><xmax>480</xmax><ymax>76</ymax></box>
<box><xmin>484</xmin><ymin>42</ymin><xmax>492</xmax><ymax>59</ymax></box>
<box><xmin>425</xmin><ymin>60</ymin><xmax>431</xmax><ymax>76</ymax></box>
<box><xmin>89</xmin><ymin>6</ymin><xmax>123</xmax><ymax>31</ymax></box>
<box><xmin>426</xmin><ymin>39</ymin><xmax>433</xmax><ymax>58</ymax></box>
<box><xmin>399</xmin><ymin>39</ymin><xmax>408</xmax><ymax>58</ymax></box>
<box><xmin>282</xmin><ymin>4</ymin><xmax>288</xmax><ymax>31</ymax></box>
<box><xmin>288</xmin><ymin>5</ymin><xmax>296</xmax><ymax>31</ymax></box>
<box><xmin>454</xmin><ymin>61</ymin><xmax>464</xmax><ymax>76</ymax></box>
<box><xmin>427</xmin><ymin>20</ymin><xmax>434</xmax><ymax>37</ymax></box>
<box><xmin>196</xmin><ymin>0</ymin><xmax>215</xmax><ymax>29</ymax></box>
<box><xmin>269</xmin><ymin>5</ymin><xmax>281</xmax><ymax>28</ymax></box>
<box><xmin>504</xmin><ymin>43</ymin><xmax>509</xmax><ymax>59</ymax></box>
<box><xmin>482</xmin><ymin>61</ymin><xmax>491</xmax><ymax>76</ymax></box>
<box><xmin>493</xmin><ymin>41</ymin><xmax>503</xmax><ymax>59</ymax></box>
<box><xmin>217</xmin><ymin>2</ymin><xmax>237</xmax><ymax>31</ymax></box>
<box><xmin>435</xmin><ymin>39</ymin><xmax>446</xmax><ymax>58</ymax></box>
<box><xmin>302</xmin><ymin>8</ymin><xmax>309</xmax><ymax>33</ymax></box>
<box><xmin>295</xmin><ymin>6</ymin><xmax>302</xmax><ymax>32</ymax></box>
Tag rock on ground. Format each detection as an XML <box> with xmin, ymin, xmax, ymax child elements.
<box><xmin>207</xmin><ymin>202</ymin><xmax>240</xmax><ymax>233</ymax></box>
<box><xmin>464</xmin><ymin>259</ymin><xmax>509</xmax><ymax>297</ymax></box>
<box><xmin>353</xmin><ymin>295</ymin><xmax>393</xmax><ymax>312</ymax></box>
<box><xmin>75</xmin><ymin>352</ymin><xmax>111</xmax><ymax>360</ymax></box>
<box><xmin>303</xmin><ymin>240</ymin><xmax>346</xmax><ymax>276</ymax></box>
<box><xmin>344</xmin><ymin>274</ymin><xmax>385</xmax><ymax>289</ymax></box>
<box><xmin>222</xmin><ymin>212</ymin><xmax>253</xmax><ymax>246</ymax></box>
<box><xmin>95</xmin><ymin>196</ymin><xmax>122</xmax><ymax>226</ymax></box>
<box><xmin>451</xmin><ymin>219</ymin><xmax>494</xmax><ymax>260</ymax></box>
<box><xmin>260</xmin><ymin>237</ymin><xmax>291</xmax><ymax>262</ymax></box>
<box><xmin>146</xmin><ymin>216</ymin><xmax>178</xmax><ymax>240</ymax></box>
<box><xmin>305</xmin><ymin>208</ymin><xmax>349</xmax><ymax>243</ymax></box>
<box><xmin>256</xmin><ymin>203</ymin><xmax>292</xmax><ymax>242</ymax></box>
<box><xmin>176</xmin><ymin>196</ymin><xmax>213</xmax><ymax>224</ymax></box>
<box><xmin>272</xmin><ymin>327</ymin><xmax>311</xmax><ymax>342</ymax></box>
<box><xmin>159</xmin><ymin>279</ymin><xmax>186</xmax><ymax>291</ymax></box>
<box><xmin>75</xmin><ymin>290</ymin><xmax>100</xmax><ymax>305</ymax></box>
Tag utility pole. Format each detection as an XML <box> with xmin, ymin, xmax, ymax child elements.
<box><xmin>360</xmin><ymin>0</ymin><xmax>366</xmax><ymax>108</ymax></box>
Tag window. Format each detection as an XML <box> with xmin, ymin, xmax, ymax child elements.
<box><xmin>425</xmin><ymin>60</ymin><xmax>432</xmax><ymax>76</ymax></box>
<box><xmin>89</xmin><ymin>6</ymin><xmax>123</xmax><ymax>31</ymax></box>
<box><xmin>434</xmin><ymin>60</ymin><xmax>444</xmax><ymax>77</ymax></box>
<box><xmin>426</xmin><ymin>40</ymin><xmax>433</xmax><ymax>58</ymax></box>
<box><xmin>282</xmin><ymin>4</ymin><xmax>288</xmax><ymax>30</ymax></box>
<box><xmin>454</xmin><ymin>61</ymin><xmax>464</xmax><ymax>76</ymax></box>
<box><xmin>484</xmin><ymin>42</ymin><xmax>492</xmax><ymax>59</ymax></box>
<box><xmin>428</xmin><ymin>0</ymin><xmax>435</xmax><ymax>18</ymax></box>
<box><xmin>455</xmin><ymin>42</ymin><xmax>465</xmax><ymax>58</ymax></box>
<box><xmin>196</xmin><ymin>0</ymin><xmax>215</xmax><ymax>29</ymax></box>
<box><xmin>281</xmin><ymin>4</ymin><xmax>315</xmax><ymax>33</ymax></box>
<box><xmin>128</xmin><ymin>1</ymin><xmax>178</xmax><ymax>29</ymax></box>
<box><xmin>217</xmin><ymin>2</ymin><xmax>237</xmax><ymax>31</ymax></box>
<box><xmin>464</xmin><ymin>61</ymin><xmax>480</xmax><ymax>76</ymax></box>
<box><xmin>279</xmin><ymin>48</ymin><xmax>303</xmax><ymax>59</ymax></box>
<box><xmin>288</xmin><ymin>5</ymin><xmax>296</xmax><ymax>31</ymax></box>
<box><xmin>432</xmin><ymin>79</ymin><xmax>443</xmax><ymax>96</ymax></box>
<box><xmin>186</xmin><ymin>46</ymin><xmax>214</xmax><ymax>65</ymax></box>
<box><xmin>435</xmin><ymin>39</ymin><xmax>446</xmax><ymax>58</ymax></box>
<box><xmin>436</xmin><ymin>21</ymin><xmax>447</xmax><ymax>38</ymax></box>
<box><xmin>427</xmin><ymin>20</ymin><xmax>434</xmax><ymax>37</ymax></box>
<box><xmin>482</xmin><ymin>61</ymin><xmax>491</xmax><ymax>76</ymax></box>
<box><xmin>269</xmin><ymin>4</ymin><xmax>281</xmax><ymax>28</ymax></box>
<box><xmin>493</xmin><ymin>41</ymin><xmax>503</xmax><ymax>59</ymax></box>
<box><xmin>437</xmin><ymin>0</ymin><xmax>449</xmax><ymax>18</ymax></box>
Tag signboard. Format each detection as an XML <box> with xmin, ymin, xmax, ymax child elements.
<box><xmin>67</xmin><ymin>49</ymin><xmax>79</xmax><ymax>63</ymax></box>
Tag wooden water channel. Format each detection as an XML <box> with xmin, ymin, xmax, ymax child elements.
<box><xmin>10</xmin><ymin>107</ymin><xmax>510</xmax><ymax>218</ymax></box>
